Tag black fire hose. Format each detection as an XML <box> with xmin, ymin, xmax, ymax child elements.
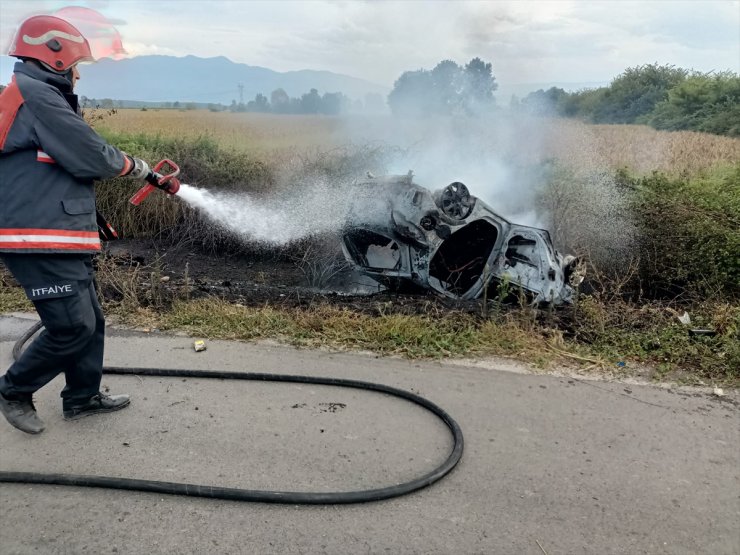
<box><xmin>1</xmin><ymin>321</ymin><xmax>464</xmax><ymax>504</ymax></box>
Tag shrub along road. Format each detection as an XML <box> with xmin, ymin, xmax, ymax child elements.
<box><xmin>0</xmin><ymin>312</ymin><xmax>737</xmax><ymax>555</ymax></box>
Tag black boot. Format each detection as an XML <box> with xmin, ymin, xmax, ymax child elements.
<box><xmin>0</xmin><ymin>391</ymin><xmax>46</xmax><ymax>434</ymax></box>
<box><xmin>63</xmin><ymin>392</ymin><xmax>130</xmax><ymax>421</ymax></box>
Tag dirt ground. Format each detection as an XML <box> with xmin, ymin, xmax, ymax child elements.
<box><xmin>102</xmin><ymin>238</ymin><xmax>487</xmax><ymax>317</ymax></box>
<box><xmin>3</xmin><ymin>239</ymin><xmax>732</xmax><ymax>386</ymax></box>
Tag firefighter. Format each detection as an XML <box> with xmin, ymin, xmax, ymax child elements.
<box><xmin>0</xmin><ymin>14</ymin><xmax>151</xmax><ymax>434</ymax></box>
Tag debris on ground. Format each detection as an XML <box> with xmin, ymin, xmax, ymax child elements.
<box><xmin>193</xmin><ymin>340</ymin><xmax>207</xmax><ymax>352</ymax></box>
<box><xmin>688</xmin><ymin>328</ymin><xmax>716</xmax><ymax>337</ymax></box>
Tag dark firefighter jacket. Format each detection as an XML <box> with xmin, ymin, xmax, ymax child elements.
<box><xmin>0</xmin><ymin>61</ymin><xmax>132</xmax><ymax>253</ymax></box>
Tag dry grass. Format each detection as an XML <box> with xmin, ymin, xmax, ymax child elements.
<box><xmin>540</xmin><ymin>120</ymin><xmax>740</xmax><ymax>176</ymax></box>
<box><xmin>1</xmin><ymin>265</ymin><xmax>736</xmax><ymax>383</ymax></box>
<box><xmin>161</xmin><ymin>298</ymin><xmax>560</xmax><ymax>363</ymax></box>
<box><xmin>0</xmin><ymin>270</ymin><xmax>32</xmax><ymax>313</ymax></box>
<box><xmin>98</xmin><ymin>110</ymin><xmax>740</xmax><ymax>176</ymax></box>
<box><xmin>97</xmin><ymin>109</ymin><xmax>346</xmax><ymax>153</ymax></box>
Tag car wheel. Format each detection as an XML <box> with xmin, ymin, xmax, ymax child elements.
<box><xmin>438</xmin><ymin>181</ymin><xmax>474</xmax><ymax>220</ymax></box>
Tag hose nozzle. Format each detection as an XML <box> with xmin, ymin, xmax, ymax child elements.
<box><xmin>129</xmin><ymin>159</ymin><xmax>181</xmax><ymax>205</ymax></box>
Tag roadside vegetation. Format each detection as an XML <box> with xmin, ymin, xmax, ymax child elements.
<box><xmin>1</xmin><ymin>110</ymin><xmax>737</xmax><ymax>386</ymax></box>
<box><xmin>520</xmin><ymin>64</ymin><xmax>740</xmax><ymax>137</ymax></box>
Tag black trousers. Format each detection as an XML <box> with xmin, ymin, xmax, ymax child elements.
<box><xmin>0</xmin><ymin>253</ymin><xmax>105</xmax><ymax>408</ymax></box>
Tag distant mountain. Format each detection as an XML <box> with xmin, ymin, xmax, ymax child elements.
<box><xmin>0</xmin><ymin>54</ymin><xmax>608</xmax><ymax>107</ymax></box>
<box><xmin>0</xmin><ymin>54</ymin><xmax>389</xmax><ymax>104</ymax></box>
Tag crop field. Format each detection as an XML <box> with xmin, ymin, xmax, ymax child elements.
<box><xmin>97</xmin><ymin>109</ymin><xmax>740</xmax><ymax>176</ymax></box>
<box><xmin>95</xmin><ymin>109</ymin><xmax>346</xmax><ymax>152</ymax></box>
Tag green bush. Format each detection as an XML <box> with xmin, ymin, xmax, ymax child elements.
<box><xmin>629</xmin><ymin>164</ymin><xmax>740</xmax><ymax>300</ymax></box>
<box><xmin>646</xmin><ymin>72</ymin><xmax>740</xmax><ymax>137</ymax></box>
<box><xmin>595</xmin><ymin>64</ymin><xmax>688</xmax><ymax>123</ymax></box>
<box><xmin>552</xmin><ymin>66</ymin><xmax>739</xmax><ymax>137</ymax></box>
<box><xmin>538</xmin><ymin>163</ymin><xmax>739</xmax><ymax>302</ymax></box>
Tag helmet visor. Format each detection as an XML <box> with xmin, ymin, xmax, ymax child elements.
<box><xmin>53</xmin><ymin>6</ymin><xmax>126</xmax><ymax>63</ymax></box>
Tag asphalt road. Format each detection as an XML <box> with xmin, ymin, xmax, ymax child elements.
<box><xmin>0</xmin><ymin>313</ymin><xmax>738</xmax><ymax>555</ymax></box>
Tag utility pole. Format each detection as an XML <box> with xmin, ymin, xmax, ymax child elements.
<box><xmin>238</xmin><ymin>83</ymin><xmax>244</xmax><ymax>105</ymax></box>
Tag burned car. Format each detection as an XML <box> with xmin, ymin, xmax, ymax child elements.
<box><xmin>341</xmin><ymin>172</ymin><xmax>581</xmax><ymax>304</ymax></box>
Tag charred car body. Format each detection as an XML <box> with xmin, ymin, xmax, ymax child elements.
<box><xmin>341</xmin><ymin>172</ymin><xmax>581</xmax><ymax>304</ymax></box>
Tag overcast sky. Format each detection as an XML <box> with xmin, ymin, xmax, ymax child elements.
<box><xmin>1</xmin><ymin>0</ymin><xmax>738</xmax><ymax>88</ymax></box>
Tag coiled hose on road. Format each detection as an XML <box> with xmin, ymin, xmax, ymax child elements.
<box><xmin>0</xmin><ymin>320</ymin><xmax>464</xmax><ymax>504</ymax></box>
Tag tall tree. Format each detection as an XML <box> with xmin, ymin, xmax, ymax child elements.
<box><xmin>521</xmin><ymin>87</ymin><xmax>568</xmax><ymax>115</ymax></box>
<box><xmin>270</xmin><ymin>88</ymin><xmax>289</xmax><ymax>113</ymax></box>
<box><xmin>300</xmin><ymin>88</ymin><xmax>321</xmax><ymax>114</ymax></box>
<box><xmin>387</xmin><ymin>70</ymin><xmax>434</xmax><ymax>117</ymax></box>
<box><xmin>462</xmin><ymin>57</ymin><xmax>497</xmax><ymax>113</ymax></box>
<box><xmin>320</xmin><ymin>92</ymin><xmax>347</xmax><ymax>115</ymax></box>
<box><xmin>431</xmin><ymin>60</ymin><xmax>463</xmax><ymax>114</ymax></box>
<box><xmin>388</xmin><ymin>57</ymin><xmax>498</xmax><ymax>117</ymax></box>
<box><xmin>246</xmin><ymin>93</ymin><xmax>269</xmax><ymax>112</ymax></box>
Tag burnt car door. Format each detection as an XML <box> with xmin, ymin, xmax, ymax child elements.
<box><xmin>491</xmin><ymin>225</ymin><xmax>572</xmax><ymax>304</ymax></box>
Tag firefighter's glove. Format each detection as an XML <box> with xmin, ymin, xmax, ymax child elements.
<box><xmin>126</xmin><ymin>156</ymin><xmax>151</xmax><ymax>180</ymax></box>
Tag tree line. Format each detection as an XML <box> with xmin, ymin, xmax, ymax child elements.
<box><xmin>233</xmin><ymin>58</ymin><xmax>498</xmax><ymax>117</ymax></box>
<box><xmin>229</xmin><ymin>89</ymin><xmax>386</xmax><ymax>115</ymax></box>
<box><xmin>5</xmin><ymin>58</ymin><xmax>736</xmax><ymax>137</ymax></box>
<box><xmin>387</xmin><ymin>57</ymin><xmax>497</xmax><ymax>117</ymax></box>
<box><xmin>517</xmin><ymin>64</ymin><xmax>740</xmax><ymax>137</ymax></box>
<box><xmin>78</xmin><ymin>90</ymin><xmax>387</xmax><ymax>115</ymax></box>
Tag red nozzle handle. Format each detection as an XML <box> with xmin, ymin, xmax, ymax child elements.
<box><xmin>129</xmin><ymin>183</ymin><xmax>157</xmax><ymax>206</ymax></box>
<box><xmin>152</xmin><ymin>159</ymin><xmax>180</xmax><ymax>177</ymax></box>
<box><xmin>129</xmin><ymin>159</ymin><xmax>181</xmax><ymax>205</ymax></box>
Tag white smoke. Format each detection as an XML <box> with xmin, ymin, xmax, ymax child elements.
<box><xmin>338</xmin><ymin>109</ymin><xmax>637</xmax><ymax>265</ymax></box>
<box><xmin>176</xmin><ymin>106</ymin><xmax>637</xmax><ymax>269</ymax></box>
<box><xmin>338</xmin><ymin>112</ymin><xmax>551</xmax><ymax>225</ymax></box>
<box><xmin>176</xmin><ymin>179</ymin><xmax>353</xmax><ymax>246</ymax></box>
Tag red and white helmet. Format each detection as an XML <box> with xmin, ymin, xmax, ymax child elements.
<box><xmin>8</xmin><ymin>15</ymin><xmax>94</xmax><ymax>72</ymax></box>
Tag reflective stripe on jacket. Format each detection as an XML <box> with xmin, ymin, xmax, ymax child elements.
<box><xmin>0</xmin><ymin>62</ymin><xmax>129</xmax><ymax>253</ymax></box>
<box><xmin>0</xmin><ymin>228</ymin><xmax>100</xmax><ymax>250</ymax></box>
